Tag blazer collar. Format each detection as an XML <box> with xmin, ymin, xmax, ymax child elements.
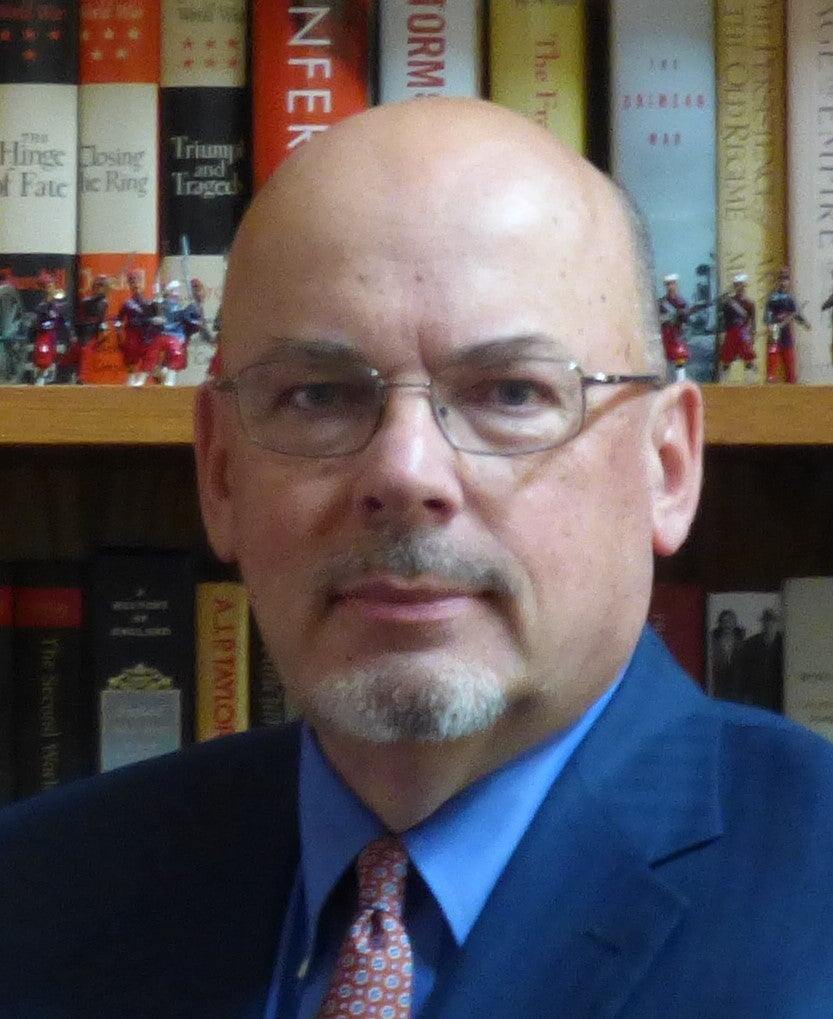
<box><xmin>422</xmin><ymin>626</ymin><xmax>724</xmax><ymax>1018</ymax></box>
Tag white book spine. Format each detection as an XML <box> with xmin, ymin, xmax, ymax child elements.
<box><xmin>610</xmin><ymin>0</ymin><xmax>718</xmax><ymax>382</ymax></box>
<box><xmin>783</xmin><ymin>577</ymin><xmax>833</xmax><ymax>743</ymax></box>
<box><xmin>786</xmin><ymin>2</ymin><xmax>833</xmax><ymax>382</ymax></box>
<box><xmin>378</xmin><ymin>0</ymin><xmax>482</xmax><ymax>102</ymax></box>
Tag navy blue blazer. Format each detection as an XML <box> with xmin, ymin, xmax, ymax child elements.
<box><xmin>2</xmin><ymin>626</ymin><xmax>833</xmax><ymax>1018</ymax></box>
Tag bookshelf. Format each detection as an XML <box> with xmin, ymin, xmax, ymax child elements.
<box><xmin>2</xmin><ymin>383</ymin><xmax>833</xmax><ymax>447</ymax></box>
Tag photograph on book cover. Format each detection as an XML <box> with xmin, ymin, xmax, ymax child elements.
<box><xmin>705</xmin><ymin>591</ymin><xmax>782</xmax><ymax>713</ymax></box>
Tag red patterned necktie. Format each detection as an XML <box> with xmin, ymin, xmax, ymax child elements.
<box><xmin>317</xmin><ymin>835</ymin><xmax>413</xmax><ymax>1019</ymax></box>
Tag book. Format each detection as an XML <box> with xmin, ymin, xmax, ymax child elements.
<box><xmin>488</xmin><ymin>0</ymin><xmax>588</xmax><ymax>154</ymax></box>
<box><xmin>714</xmin><ymin>0</ymin><xmax>786</xmax><ymax>385</ymax></box>
<box><xmin>647</xmin><ymin>581</ymin><xmax>705</xmax><ymax>687</ymax></box>
<box><xmin>0</xmin><ymin>565</ymin><xmax>13</xmax><ymax>804</ymax></box>
<box><xmin>609</xmin><ymin>0</ymin><xmax>719</xmax><ymax>383</ymax></box>
<box><xmin>195</xmin><ymin>579</ymin><xmax>250</xmax><ymax>740</ymax></box>
<box><xmin>91</xmin><ymin>548</ymin><xmax>196</xmax><ymax>772</ymax></box>
<box><xmin>786</xmin><ymin>2</ymin><xmax>833</xmax><ymax>381</ymax></box>
<box><xmin>249</xmin><ymin>620</ymin><xmax>299</xmax><ymax>727</ymax></box>
<box><xmin>251</xmin><ymin>1</ymin><xmax>372</xmax><ymax>189</ymax></box>
<box><xmin>706</xmin><ymin>590</ymin><xmax>782</xmax><ymax>712</ymax></box>
<box><xmin>12</xmin><ymin>562</ymin><xmax>88</xmax><ymax>799</ymax></box>
<box><xmin>77</xmin><ymin>0</ymin><xmax>161</xmax><ymax>362</ymax></box>
<box><xmin>0</xmin><ymin>0</ymin><xmax>79</xmax><ymax>384</ymax></box>
<box><xmin>377</xmin><ymin>0</ymin><xmax>482</xmax><ymax>103</ymax></box>
<box><xmin>159</xmin><ymin>0</ymin><xmax>250</xmax><ymax>384</ymax></box>
<box><xmin>782</xmin><ymin>577</ymin><xmax>833</xmax><ymax>743</ymax></box>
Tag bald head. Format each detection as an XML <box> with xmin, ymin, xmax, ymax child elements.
<box><xmin>220</xmin><ymin>98</ymin><xmax>661</xmax><ymax>374</ymax></box>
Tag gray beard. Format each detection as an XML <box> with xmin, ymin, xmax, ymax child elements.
<box><xmin>309</xmin><ymin>654</ymin><xmax>508</xmax><ymax>743</ymax></box>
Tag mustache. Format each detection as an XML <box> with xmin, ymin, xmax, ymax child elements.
<box><xmin>318</xmin><ymin>530</ymin><xmax>522</xmax><ymax>600</ymax></box>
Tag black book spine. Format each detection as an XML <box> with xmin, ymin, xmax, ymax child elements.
<box><xmin>12</xmin><ymin>563</ymin><xmax>86</xmax><ymax>799</ymax></box>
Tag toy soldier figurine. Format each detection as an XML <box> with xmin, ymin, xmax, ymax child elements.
<box><xmin>144</xmin><ymin>280</ymin><xmax>188</xmax><ymax>386</ymax></box>
<box><xmin>658</xmin><ymin>273</ymin><xmax>691</xmax><ymax>381</ymax></box>
<box><xmin>76</xmin><ymin>275</ymin><xmax>110</xmax><ymax>346</ymax></box>
<box><xmin>0</xmin><ymin>270</ymin><xmax>26</xmax><ymax>382</ymax></box>
<box><xmin>182</xmin><ymin>277</ymin><xmax>211</xmax><ymax>344</ymax></box>
<box><xmin>116</xmin><ymin>270</ymin><xmax>153</xmax><ymax>386</ymax></box>
<box><xmin>764</xmin><ymin>266</ymin><xmax>810</xmax><ymax>383</ymax></box>
<box><xmin>820</xmin><ymin>268</ymin><xmax>833</xmax><ymax>365</ymax></box>
<box><xmin>30</xmin><ymin>273</ymin><xmax>75</xmax><ymax>385</ymax></box>
<box><xmin>718</xmin><ymin>273</ymin><xmax>757</xmax><ymax>381</ymax></box>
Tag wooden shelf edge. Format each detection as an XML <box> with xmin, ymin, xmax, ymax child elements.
<box><xmin>1</xmin><ymin>382</ymin><xmax>833</xmax><ymax>447</ymax></box>
<box><xmin>702</xmin><ymin>384</ymin><xmax>833</xmax><ymax>446</ymax></box>
<box><xmin>0</xmin><ymin>385</ymin><xmax>196</xmax><ymax>445</ymax></box>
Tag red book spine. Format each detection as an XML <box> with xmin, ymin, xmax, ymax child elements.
<box><xmin>251</xmin><ymin>1</ymin><xmax>372</xmax><ymax>189</ymax></box>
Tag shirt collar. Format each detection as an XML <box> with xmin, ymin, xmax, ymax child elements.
<box><xmin>298</xmin><ymin>669</ymin><xmax>623</xmax><ymax>952</ymax></box>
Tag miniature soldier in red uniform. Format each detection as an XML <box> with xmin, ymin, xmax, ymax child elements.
<box><xmin>764</xmin><ymin>266</ymin><xmax>810</xmax><ymax>384</ymax></box>
<box><xmin>76</xmin><ymin>275</ymin><xmax>110</xmax><ymax>347</ymax></box>
<box><xmin>30</xmin><ymin>273</ymin><xmax>75</xmax><ymax>385</ymax></box>
<box><xmin>718</xmin><ymin>273</ymin><xmax>757</xmax><ymax>381</ymax></box>
<box><xmin>658</xmin><ymin>273</ymin><xmax>690</xmax><ymax>381</ymax></box>
<box><xmin>116</xmin><ymin>270</ymin><xmax>153</xmax><ymax>386</ymax></box>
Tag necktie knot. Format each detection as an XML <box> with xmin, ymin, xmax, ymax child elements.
<box><xmin>356</xmin><ymin>835</ymin><xmax>408</xmax><ymax>917</ymax></box>
<box><xmin>317</xmin><ymin>835</ymin><xmax>413</xmax><ymax>1018</ymax></box>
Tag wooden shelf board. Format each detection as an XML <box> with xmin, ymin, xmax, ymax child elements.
<box><xmin>1</xmin><ymin>382</ymin><xmax>833</xmax><ymax>447</ymax></box>
<box><xmin>702</xmin><ymin>384</ymin><xmax>833</xmax><ymax>446</ymax></box>
<box><xmin>0</xmin><ymin>385</ymin><xmax>196</xmax><ymax>445</ymax></box>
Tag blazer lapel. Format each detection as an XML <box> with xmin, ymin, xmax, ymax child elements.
<box><xmin>423</xmin><ymin>628</ymin><xmax>724</xmax><ymax>1019</ymax></box>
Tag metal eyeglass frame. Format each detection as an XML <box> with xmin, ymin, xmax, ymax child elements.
<box><xmin>213</xmin><ymin>360</ymin><xmax>665</xmax><ymax>458</ymax></box>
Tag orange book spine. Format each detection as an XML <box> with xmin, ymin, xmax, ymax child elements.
<box><xmin>251</xmin><ymin>1</ymin><xmax>371</xmax><ymax>189</ymax></box>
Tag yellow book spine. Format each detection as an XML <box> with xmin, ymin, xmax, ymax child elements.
<box><xmin>715</xmin><ymin>0</ymin><xmax>786</xmax><ymax>385</ymax></box>
<box><xmin>196</xmin><ymin>581</ymin><xmax>250</xmax><ymax>741</ymax></box>
<box><xmin>488</xmin><ymin>0</ymin><xmax>587</xmax><ymax>154</ymax></box>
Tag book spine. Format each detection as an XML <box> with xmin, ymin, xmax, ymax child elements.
<box><xmin>787</xmin><ymin>2</ymin><xmax>833</xmax><ymax>382</ymax></box>
<box><xmin>0</xmin><ymin>0</ymin><xmax>78</xmax><ymax>384</ymax></box>
<box><xmin>12</xmin><ymin>568</ymin><xmax>86</xmax><ymax>799</ymax></box>
<box><xmin>0</xmin><ymin>570</ymin><xmax>13</xmax><ymax>803</ymax></box>
<box><xmin>251</xmin><ymin>1</ymin><xmax>372</xmax><ymax>189</ymax></box>
<box><xmin>92</xmin><ymin>548</ymin><xmax>196</xmax><ymax>772</ymax></box>
<box><xmin>249</xmin><ymin>620</ymin><xmax>299</xmax><ymax>726</ymax></box>
<box><xmin>648</xmin><ymin>581</ymin><xmax>705</xmax><ymax>687</ymax></box>
<box><xmin>159</xmin><ymin>0</ymin><xmax>250</xmax><ymax>384</ymax></box>
<box><xmin>195</xmin><ymin>581</ymin><xmax>250</xmax><ymax>740</ymax></box>
<box><xmin>714</xmin><ymin>0</ymin><xmax>786</xmax><ymax>386</ymax></box>
<box><xmin>488</xmin><ymin>0</ymin><xmax>587</xmax><ymax>155</ymax></box>
<box><xmin>783</xmin><ymin>577</ymin><xmax>833</xmax><ymax>742</ymax></box>
<box><xmin>609</xmin><ymin>0</ymin><xmax>718</xmax><ymax>384</ymax></box>
<box><xmin>378</xmin><ymin>0</ymin><xmax>482</xmax><ymax>102</ymax></box>
<box><xmin>77</xmin><ymin>0</ymin><xmax>161</xmax><ymax>350</ymax></box>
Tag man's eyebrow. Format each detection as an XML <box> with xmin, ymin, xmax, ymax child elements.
<box><xmin>260</xmin><ymin>338</ymin><xmax>367</xmax><ymax>362</ymax></box>
<box><xmin>447</xmin><ymin>334</ymin><xmax>569</xmax><ymax>365</ymax></box>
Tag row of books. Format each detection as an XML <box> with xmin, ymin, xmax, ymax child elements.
<box><xmin>0</xmin><ymin>549</ymin><xmax>294</xmax><ymax>806</ymax></box>
<box><xmin>1</xmin><ymin>1</ymin><xmax>824</xmax><ymax>385</ymax></box>
<box><xmin>650</xmin><ymin>579</ymin><xmax>833</xmax><ymax>745</ymax></box>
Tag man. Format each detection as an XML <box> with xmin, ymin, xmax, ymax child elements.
<box><xmin>2</xmin><ymin>99</ymin><xmax>833</xmax><ymax>1017</ymax></box>
<box><xmin>764</xmin><ymin>266</ymin><xmax>810</xmax><ymax>383</ymax></box>
<box><xmin>718</xmin><ymin>272</ymin><xmax>757</xmax><ymax>380</ymax></box>
<box><xmin>657</xmin><ymin>272</ymin><xmax>691</xmax><ymax>380</ymax></box>
<box><xmin>708</xmin><ymin>607</ymin><xmax>745</xmax><ymax>697</ymax></box>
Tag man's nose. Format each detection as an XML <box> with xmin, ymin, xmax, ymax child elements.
<box><xmin>350</xmin><ymin>383</ymin><xmax>465</xmax><ymax>525</ymax></box>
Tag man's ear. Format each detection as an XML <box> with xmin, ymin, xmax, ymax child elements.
<box><xmin>193</xmin><ymin>383</ymin><xmax>237</xmax><ymax>563</ymax></box>
<box><xmin>648</xmin><ymin>380</ymin><xmax>704</xmax><ymax>557</ymax></box>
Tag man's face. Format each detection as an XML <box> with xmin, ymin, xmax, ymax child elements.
<box><xmin>198</xmin><ymin>105</ymin><xmax>700</xmax><ymax>749</ymax></box>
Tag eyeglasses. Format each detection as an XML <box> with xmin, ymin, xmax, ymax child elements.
<box><xmin>213</xmin><ymin>354</ymin><xmax>663</xmax><ymax>458</ymax></box>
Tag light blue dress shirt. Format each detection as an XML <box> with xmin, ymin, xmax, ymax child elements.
<box><xmin>264</xmin><ymin>674</ymin><xmax>622</xmax><ymax>1019</ymax></box>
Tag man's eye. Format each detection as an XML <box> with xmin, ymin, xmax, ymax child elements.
<box><xmin>279</xmin><ymin>381</ymin><xmax>373</xmax><ymax>412</ymax></box>
<box><xmin>287</xmin><ymin>382</ymin><xmax>344</xmax><ymax>409</ymax></box>
<box><xmin>462</xmin><ymin>377</ymin><xmax>557</xmax><ymax>410</ymax></box>
<box><xmin>493</xmin><ymin>379</ymin><xmax>541</xmax><ymax>406</ymax></box>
